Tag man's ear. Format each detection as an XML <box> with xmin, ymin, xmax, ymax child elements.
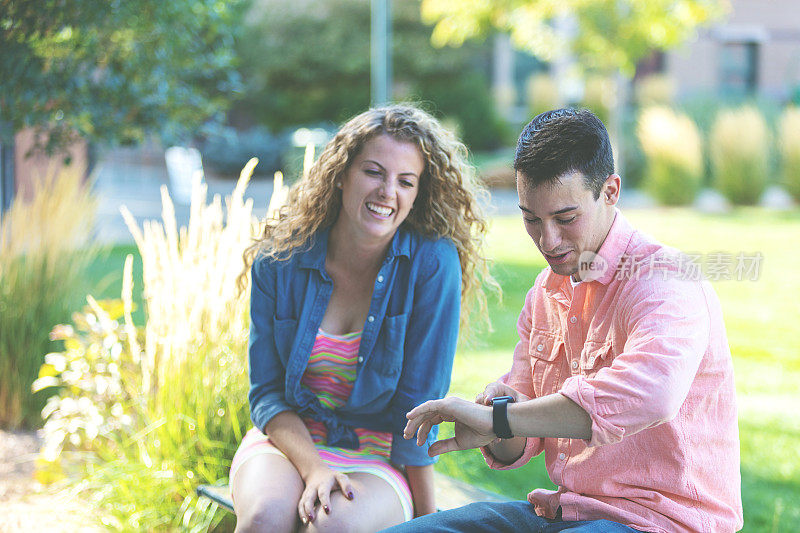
<box><xmin>602</xmin><ymin>174</ymin><xmax>621</xmax><ymax>205</ymax></box>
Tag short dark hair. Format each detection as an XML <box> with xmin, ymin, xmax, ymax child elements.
<box><xmin>514</xmin><ymin>108</ymin><xmax>614</xmax><ymax>199</ymax></box>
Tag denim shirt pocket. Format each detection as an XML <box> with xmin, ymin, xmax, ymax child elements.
<box><xmin>580</xmin><ymin>339</ymin><xmax>615</xmax><ymax>378</ymax></box>
<box><xmin>371</xmin><ymin>312</ymin><xmax>408</xmax><ymax>378</ymax></box>
<box><xmin>529</xmin><ymin>330</ymin><xmax>565</xmax><ymax>396</ymax></box>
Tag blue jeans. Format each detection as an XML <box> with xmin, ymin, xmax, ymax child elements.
<box><xmin>381</xmin><ymin>501</ymin><xmax>638</xmax><ymax>532</ymax></box>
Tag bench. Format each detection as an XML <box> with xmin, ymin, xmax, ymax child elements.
<box><xmin>196</xmin><ymin>471</ymin><xmax>511</xmax><ymax>514</ymax></box>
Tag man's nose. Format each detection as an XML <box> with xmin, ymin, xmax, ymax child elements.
<box><xmin>540</xmin><ymin>222</ymin><xmax>562</xmax><ymax>252</ymax></box>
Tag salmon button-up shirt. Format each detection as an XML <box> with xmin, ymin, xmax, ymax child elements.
<box><xmin>482</xmin><ymin>210</ymin><xmax>743</xmax><ymax>533</ymax></box>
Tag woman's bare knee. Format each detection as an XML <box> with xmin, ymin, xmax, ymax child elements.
<box><xmin>232</xmin><ymin>454</ymin><xmax>304</xmax><ymax>533</ymax></box>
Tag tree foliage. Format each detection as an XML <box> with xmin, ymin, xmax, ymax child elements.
<box><xmin>233</xmin><ymin>0</ymin><xmax>505</xmax><ymax>150</ymax></box>
<box><xmin>0</xmin><ymin>0</ymin><xmax>245</xmax><ymax>153</ymax></box>
<box><xmin>420</xmin><ymin>0</ymin><xmax>729</xmax><ymax>76</ymax></box>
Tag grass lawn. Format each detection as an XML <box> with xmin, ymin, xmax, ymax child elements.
<box><xmin>438</xmin><ymin>207</ymin><xmax>800</xmax><ymax>533</ymax></box>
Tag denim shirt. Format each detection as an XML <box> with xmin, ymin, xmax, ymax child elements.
<box><xmin>248</xmin><ymin>227</ymin><xmax>461</xmax><ymax>466</ymax></box>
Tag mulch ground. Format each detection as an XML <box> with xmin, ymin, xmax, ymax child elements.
<box><xmin>0</xmin><ymin>429</ymin><xmax>102</xmax><ymax>532</ymax></box>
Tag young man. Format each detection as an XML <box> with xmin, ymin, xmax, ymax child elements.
<box><xmin>385</xmin><ymin>109</ymin><xmax>743</xmax><ymax>532</ymax></box>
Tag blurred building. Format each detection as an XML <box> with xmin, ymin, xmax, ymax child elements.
<box><xmin>0</xmin><ymin>130</ymin><xmax>89</xmax><ymax>215</ymax></box>
<box><xmin>662</xmin><ymin>0</ymin><xmax>800</xmax><ymax>100</ymax></box>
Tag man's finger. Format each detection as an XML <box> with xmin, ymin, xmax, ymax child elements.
<box><xmin>427</xmin><ymin>437</ymin><xmax>463</xmax><ymax>457</ymax></box>
<box><xmin>405</xmin><ymin>398</ymin><xmax>445</xmax><ymax>420</ymax></box>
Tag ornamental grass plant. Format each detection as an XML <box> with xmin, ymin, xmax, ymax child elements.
<box><xmin>35</xmin><ymin>159</ymin><xmax>290</xmax><ymax>530</ymax></box>
<box><xmin>778</xmin><ymin>106</ymin><xmax>800</xmax><ymax>202</ymax></box>
<box><xmin>637</xmin><ymin>106</ymin><xmax>703</xmax><ymax>206</ymax></box>
<box><xmin>0</xmin><ymin>169</ymin><xmax>98</xmax><ymax>429</ymax></box>
<box><xmin>710</xmin><ymin>107</ymin><xmax>770</xmax><ymax>205</ymax></box>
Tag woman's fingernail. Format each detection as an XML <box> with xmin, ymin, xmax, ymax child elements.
<box><xmin>324</xmin><ymin>505</ymin><xmax>330</xmax><ymax>514</ymax></box>
<box><xmin>347</xmin><ymin>491</ymin><xmax>354</xmax><ymax>500</ymax></box>
<box><xmin>301</xmin><ymin>517</ymin><xmax>307</xmax><ymax>525</ymax></box>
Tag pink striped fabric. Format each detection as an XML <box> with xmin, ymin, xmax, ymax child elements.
<box><xmin>230</xmin><ymin>328</ymin><xmax>413</xmax><ymax>520</ymax></box>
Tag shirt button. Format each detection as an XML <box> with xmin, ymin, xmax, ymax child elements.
<box><xmin>559</xmin><ymin>452</ymin><xmax>566</xmax><ymax>460</ymax></box>
<box><xmin>357</xmin><ymin>356</ymin><xmax>364</xmax><ymax>363</ymax></box>
<box><xmin>571</xmin><ymin>361</ymin><xmax>579</xmax><ymax>370</ymax></box>
<box><xmin>367</xmin><ymin>315</ymin><xmax>375</xmax><ymax>323</ymax></box>
<box><xmin>588</xmin><ymin>357</ymin><xmax>595</xmax><ymax>366</ymax></box>
<box><xmin>570</xmin><ymin>316</ymin><xmax>577</xmax><ymax>323</ymax></box>
<box><xmin>377</xmin><ymin>275</ymin><xmax>384</xmax><ymax>283</ymax></box>
<box><xmin>536</xmin><ymin>344</ymin><xmax>544</xmax><ymax>352</ymax></box>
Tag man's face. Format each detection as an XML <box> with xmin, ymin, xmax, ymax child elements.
<box><xmin>516</xmin><ymin>171</ymin><xmax>619</xmax><ymax>280</ymax></box>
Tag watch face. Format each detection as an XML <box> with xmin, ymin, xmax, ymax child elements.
<box><xmin>490</xmin><ymin>395</ymin><xmax>514</xmax><ymax>404</ymax></box>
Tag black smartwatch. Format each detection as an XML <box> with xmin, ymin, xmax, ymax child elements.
<box><xmin>491</xmin><ymin>395</ymin><xmax>515</xmax><ymax>439</ymax></box>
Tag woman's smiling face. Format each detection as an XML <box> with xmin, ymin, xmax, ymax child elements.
<box><xmin>336</xmin><ymin>134</ymin><xmax>423</xmax><ymax>244</ymax></box>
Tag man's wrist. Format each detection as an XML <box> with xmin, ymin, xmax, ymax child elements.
<box><xmin>491</xmin><ymin>395</ymin><xmax>515</xmax><ymax>439</ymax></box>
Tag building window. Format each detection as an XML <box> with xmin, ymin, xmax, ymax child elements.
<box><xmin>720</xmin><ymin>41</ymin><xmax>759</xmax><ymax>97</ymax></box>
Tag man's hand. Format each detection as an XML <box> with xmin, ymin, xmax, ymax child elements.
<box><xmin>403</xmin><ymin>397</ymin><xmax>497</xmax><ymax>457</ymax></box>
<box><xmin>474</xmin><ymin>381</ymin><xmax>531</xmax><ymax>406</ymax></box>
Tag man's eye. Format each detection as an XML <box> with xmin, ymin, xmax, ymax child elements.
<box><xmin>523</xmin><ymin>218</ymin><xmax>540</xmax><ymax>224</ymax></box>
<box><xmin>558</xmin><ymin>217</ymin><xmax>576</xmax><ymax>225</ymax></box>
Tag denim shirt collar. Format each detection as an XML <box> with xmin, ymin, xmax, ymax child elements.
<box><xmin>296</xmin><ymin>225</ymin><xmax>413</xmax><ymax>273</ymax></box>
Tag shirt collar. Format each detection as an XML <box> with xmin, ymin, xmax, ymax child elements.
<box><xmin>296</xmin><ymin>226</ymin><xmax>412</xmax><ymax>272</ymax></box>
<box><xmin>543</xmin><ymin>208</ymin><xmax>635</xmax><ymax>294</ymax></box>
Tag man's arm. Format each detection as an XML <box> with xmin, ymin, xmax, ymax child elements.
<box><xmin>404</xmin><ymin>392</ymin><xmax>591</xmax><ymax>457</ymax></box>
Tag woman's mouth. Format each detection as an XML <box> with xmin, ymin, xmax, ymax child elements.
<box><xmin>366</xmin><ymin>202</ymin><xmax>394</xmax><ymax>218</ymax></box>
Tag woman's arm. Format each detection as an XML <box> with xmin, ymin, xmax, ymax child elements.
<box><xmin>266</xmin><ymin>411</ymin><xmax>355</xmax><ymax>523</ymax></box>
<box><xmin>388</xmin><ymin>239</ymin><xmax>462</xmax><ymax>467</ymax></box>
<box><xmin>405</xmin><ymin>464</ymin><xmax>436</xmax><ymax>517</ymax></box>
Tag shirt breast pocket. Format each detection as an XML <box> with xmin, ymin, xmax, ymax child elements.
<box><xmin>373</xmin><ymin>312</ymin><xmax>407</xmax><ymax>377</ymax></box>
<box><xmin>529</xmin><ymin>331</ymin><xmax>565</xmax><ymax>397</ymax></box>
<box><xmin>580</xmin><ymin>339</ymin><xmax>615</xmax><ymax>378</ymax></box>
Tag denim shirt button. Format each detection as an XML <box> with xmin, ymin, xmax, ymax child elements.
<box><xmin>377</xmin><ymin>275</ymin><xmax>384</xmax><ymax>283</ymax></box>
<box><xmin>367</xmin><ymin>315</ymin><xmax>375</xmax><ymax>322</ymax></box>
<box><xmin>357</xmin><ymin>356</ymin><xmax>364</xmax><ymax>363</ymax></box>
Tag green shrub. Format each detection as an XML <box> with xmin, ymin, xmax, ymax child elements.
<box><xmin>35</xmin><ymin>160</ymin><xmax>282</xmax><ymax>530</ymax></box>
<box><xmin>637</xmin><ymin>106</ymin><xmax>703</xmax><ymax>205</ymax></box>
<box><xmin>526</xmin><ymin>73</ymin><xmax>561</xmax><ymax>119</ymax></box>
<box><xmin>634</xmin><ymin>75</ymin><xmax>676</xmax><ymax>107</ymax></box>
<box><xmin>582</xmin><ymin>75</ymin><xmax>615</xmax><ymax>126</ymax></box>
<box><xmin>710</xmin><ymin>107</ymin><xmax>770</xmax><ymax>205</ymax></box>
<box><xmin>779</xmin><ymin>106</ymin><xmax>800</xmax><ymax>202</ymax></box>
<box><xmin>0</xmin><ymin>170</ymin><xmax>98</xmax><ymax>429</ymax></box>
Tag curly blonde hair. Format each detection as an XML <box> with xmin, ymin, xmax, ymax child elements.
<box><xmin>240</xmin><ymin>104</ymin><xmax>498</xmax><ymax>334</ymax></box>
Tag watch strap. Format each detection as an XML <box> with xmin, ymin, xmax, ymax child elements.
<box><xmin>491</xmin><ymin>396</ymin><xmax>515</xmax><ymax>439</ymax></box>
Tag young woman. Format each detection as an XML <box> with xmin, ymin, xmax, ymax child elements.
<box><xmin>231</xmin><ymin>104</ymin><xmax>495</xmax><ymax>532</ymax></box>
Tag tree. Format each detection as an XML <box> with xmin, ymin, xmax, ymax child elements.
<box><xmin>0</xmin><ymin>0</ymin><xmax>245</xmax><ymax>154</ymax></box>
<box><xmin>233</xmin><ymin>0</ymin><xmax>506</xmax><ymax>150</ymax></box>
<box><xmin>419</xmin><ymin>0</ymin><xmax>728</xmax><ymax>76</ymax></box>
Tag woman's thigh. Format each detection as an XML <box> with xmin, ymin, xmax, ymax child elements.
<box><xmin>300</xmin><ymin>472</ymin><xmax>406</xmax><ymax>533</ymax></box>
<box><xmin>231</xmin><ymin>452</ymin><xmax>304</xmax><ymax>533</ymax></box>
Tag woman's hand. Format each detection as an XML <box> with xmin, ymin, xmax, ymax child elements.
<box><xmin>474</xmin><ymin>381</ymin><xmax>531</xmax><ymax>406</ymax></box>
<box><xmin>297</xmin><ymin>466</ymin><xmax>355</xmax><ymax>524</ymax></box>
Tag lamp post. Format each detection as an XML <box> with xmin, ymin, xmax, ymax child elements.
<box><xmin>370</xmin><ymin>0</ymin><xmax>392</xmax><ymax>106</ymax></box>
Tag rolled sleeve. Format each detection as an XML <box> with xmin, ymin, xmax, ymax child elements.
<box><xmin>560</xmin><ymin>276</ymin><xmax>711</xmax><ymax>447</ymax></box>
<box><xmin>389</xmin><ymin>239</ymin><xmax>461</xmax><ymax>466</ymax></box>
<box><xmin>481</xmin><ymin>437</ymin><xmax>542</xmax><ymax>470</ymax></box>
<box><xmin>248</xmin><ymin>257</ymin><xmax>292</xmax><ymax>433</ymax></box>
